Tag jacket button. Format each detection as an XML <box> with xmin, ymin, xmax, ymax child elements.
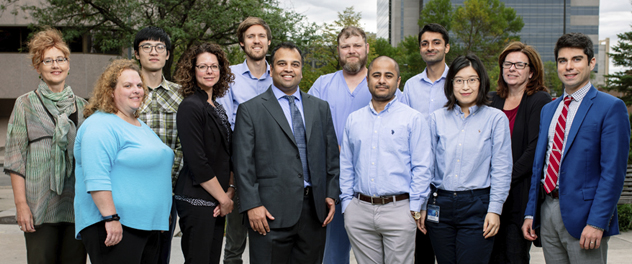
<box><xmin>298</xmin><ymin>173</ymin><xmax>302</xmax><ymax>178</ymax></box>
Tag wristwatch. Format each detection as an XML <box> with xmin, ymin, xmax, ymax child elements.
<box><xmin>102</xmin><ymin>214</ymin><xmax>120</xmax><ymax>222</ymax></box>
<box><xmin>413</xmin><ymin>211</ymin><xmax>421</xmax><ymax>220</ymax></box>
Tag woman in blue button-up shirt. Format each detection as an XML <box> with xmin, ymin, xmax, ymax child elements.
<box><xmin>426</xmin><ymin>54</ymin><xmax>512</xmax><ymax>264</ymax></box>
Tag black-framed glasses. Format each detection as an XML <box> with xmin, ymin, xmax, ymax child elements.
<box><xmin>139</xmin><ymin>44</ymin><xmax>167</xmax><ymax>53</ymax></box>
<box><xmin>502</xmin><ymin>61</ymin><xmax>529</xmax><ymax>69</ymax></box>
<box><xmin>42</xmin><ymin>57</ymin><xmax>68</xmax><ymax>66</ymax></box>
<box><xmin>195</xmin><ymin>64</ymin><xmax>220</xmax><ymax>72</ymax></box>
<box><xmin>453</xmin><ymin>77</ymin><xmax>480</xmax><ymax>87</ymax></box>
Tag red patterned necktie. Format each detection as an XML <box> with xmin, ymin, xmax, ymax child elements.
<box><xmin>543</xmin><ymin>96</ymin><xmax>572</xmax><ymax>194</ymax></box>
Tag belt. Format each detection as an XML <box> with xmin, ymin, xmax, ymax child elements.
<box><xmin>546</xmin><ymin>188</ymin><xmax>559</xmax><ymax>199</ymax></box>
<box><xmin>356</xmin><ymin>193</ymin><xmax>409</xmax><ymax>205</ymax></box>
<box><xmin>304</xmin><ymin>186</ymin><xmax>312</xmax><ymax>196</ymax></box>
<box><xmin>432</xmin><ymin>186</ymin><xmax>490</xmax><ymax>197</ymax></box>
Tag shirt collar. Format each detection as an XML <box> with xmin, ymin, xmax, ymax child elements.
<box><xmin>236</xmin><ymin>59</ymin><xmax>271</xmax><ymax>79</ymax></box>
<box><xmin>453</xmin><ymin>104</ymin><xmax>480</xmax><ymax>116</ymax></box>
<box><xmin>420</xmin><ymin>64</ymin><xmax>449</xmax><ymax>84</ymax></box>
<box><xmin>149</xmin><ymin>75</ymin><xmax>176</xmax><ymax>92</ymax></box>
<box><xmin>369</xmin><ymin>95</ymin><xmax>399</xmax><ymax>115</ymax></box>
<box><xmin>563</xmin><ymin>82</ymin><xmax>592</xmax><ymax>102</ymax></box>
<box><xmin>272</xmin><ymin>84</ymin><xmax>302</xmax><ymax>102</ymax></box>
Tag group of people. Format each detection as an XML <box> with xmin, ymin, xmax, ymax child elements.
<box><xmin>3</xmin><ymin>16</ymin><xmax>630</xmax><ymax>264</ymax></box>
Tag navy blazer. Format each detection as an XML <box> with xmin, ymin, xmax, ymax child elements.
<box><xmin>524</xmin><ymin>85</ymin><xmax>630</xmax><ymax>239</ymax></box>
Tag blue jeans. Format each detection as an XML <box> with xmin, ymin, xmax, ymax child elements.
<box><xmin>427</xmin><ymin>188</ymin><xmax>494</xmax><ymax>264</ymax></box>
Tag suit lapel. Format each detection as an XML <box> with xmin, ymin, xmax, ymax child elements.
<box><xmin>261</xmin><ymin>87</ymin><xmax>296</xmax><ymax>145</ymax></box>
<box><xmin>301</xmin><ymin>91</ymin><xmax>314</xmax><ymax>143</ymax></box>
<box><xmin>562</xmin><ymin>86</ymin><xmax>596</xmax><ymax>163</ymax></box>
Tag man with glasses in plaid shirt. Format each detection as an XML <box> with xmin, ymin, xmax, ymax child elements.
<box><xmin>134</xmin><ymin>26</ymin><xmax>183</xmax><ymax>264</ymax></box>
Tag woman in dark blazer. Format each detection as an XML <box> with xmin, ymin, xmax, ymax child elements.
<box><xmin>173</xmin><ymin>42</ymin><xmax>235</xmax><ymax>264</ymax></box>
<box><xmin>489</xmin><ymin>42</ymin><xmax>552</xmax><ymax>264</ymax></box>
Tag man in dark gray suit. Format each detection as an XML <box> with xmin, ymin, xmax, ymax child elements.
<box><xmin>233</xmin><ymin>42</ymin><xmax>340</xmax><ymax>264</ymax></box>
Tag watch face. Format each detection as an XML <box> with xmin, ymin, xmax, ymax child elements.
<box><xmin>414</xmin><ymin>212</ymin><xmax>421</xmax><ymax>220</ymax></box>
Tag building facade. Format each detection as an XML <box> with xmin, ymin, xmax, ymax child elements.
<box><xmin>376</xmin><ymin>0</ymin><xmax>600</xmax><ymax>65</ymax></box>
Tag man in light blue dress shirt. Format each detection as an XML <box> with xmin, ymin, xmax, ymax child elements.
<box><xmin>401</xmin><ymin>23</ymin><xmax>451</xmax><ymax>264</ymax></box>
<box><xmin>309</xmin><ymin>26</ymin><xmax>399</xmax><ymax>264</ymax></box>
<box><xmin>340</xmin><ymin>56</ymin><xmax>433</xmax><ymax>264</ymax></box>
<box><xmin>217</xmin><ymin>17</ymin><xmax>273</xmax><ymax>264</ymax></box>
<box><xmin>401</xmin><ymin>23</ymin><xmax>450</xmax><ymax>120</ymax></box>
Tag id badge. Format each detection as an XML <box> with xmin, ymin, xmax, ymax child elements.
<box><xmin>427</xmin><ymin>204</ymin><xmax>440</xmax><ymax>223</ymax></box>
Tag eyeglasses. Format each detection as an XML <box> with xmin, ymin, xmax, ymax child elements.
<box><xmin>42</xmin><ymin>57</ymin><xmax>68</xmax><ymax>66</ymax></box>
<box><xmin>195</xmin><ymin>64</ymin><xmax>220</xmax><ymax>72</ymax></box>
<box><xmin>453</xmin><ymin>77</ymin><xmax>480</xmax><ymax>87</ymax></box>
<box><xmin>139</xmin><ymin>44</ymin><xmax>167</xmax><ymax>53</ymax></box>
<box><xmin>502</xmin><ymin>61</ymin><xmax>529</xmax><ymax>69</ymax></box>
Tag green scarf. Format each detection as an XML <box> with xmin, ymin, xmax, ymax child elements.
<box><xmin>36</xmin><ymin>81</ymin><xmax>77</xmax><ymax>195</ymax></box>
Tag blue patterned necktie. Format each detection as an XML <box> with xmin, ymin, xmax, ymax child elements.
<box><xmin>284</xmin><ymin>95</ymin><xmax>310</xmax><ymax>184</ymax></box>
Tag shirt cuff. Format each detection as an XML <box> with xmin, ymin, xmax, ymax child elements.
<box><xmin>341</xmin><ymin>198</ymin><xmax>351</xmax><ymax>214</ymax></box>
<box><xmin>524</xmin><ymin>215</ymin><xmax>534</xmax><ymax>219</ymax></box>
<box><xmin>409</xmin><ymin>198</ymin><xmax>423</xmax><ymax>212</ymax></box>
<box><xmin>487</xmin><ymin>202</ymin><xmax>503</xmax><ymax>215</ymax></box>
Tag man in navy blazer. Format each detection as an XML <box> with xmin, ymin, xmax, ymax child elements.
<box><xmin>522</xmin><ymin>33</ymin><xmax>630</xmax><ymax>263</ymax></box>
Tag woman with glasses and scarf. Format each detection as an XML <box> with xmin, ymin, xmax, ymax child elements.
<box><xmin>4</xmin><ymin>28</ymin><xmax>87</xmax><ymax>264</ymax></box>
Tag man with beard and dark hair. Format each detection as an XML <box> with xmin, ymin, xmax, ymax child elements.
<box><xmin>401</xmin><ymin>23</ymin><xmax>450</xmax><ymax>263</ymax></box>
<box><xmin>340</xmin><ymin>56</ymin><xmax>432</xmax><ymax>263</ymax></box>
<box><xmin>308</xmin><ymin>26</ymin><xmax>401</xmax><ymax>264</ymax></box>
<box><xmin>216</xmin><ymin>16</ymin><xmax>273</xmax><ymax>264</ymax></box>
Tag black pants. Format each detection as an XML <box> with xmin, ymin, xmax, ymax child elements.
<box><xmin>80</xmin><ymin>221</ymin><xmax>161</xmax><ymax>264</ymax></box>
<box><xmin>24</xmin><ymin>222</ymin><xmax>86</xmax><ymax>264</ymax></box>
<box><xmin>489</xmin><ymin>221</ymin><xmax>531</xmax><ymax>264</ymax></box>
<box><xmin>158</xmin><ymin>197</ymin><xmax>178</xmax><ymax>264</ymax></box>
<box><xmin>176</xmin><ymin>200</ymin><xmax>226</xmax><ymax>264</ymax></box>
<box><xmin>415</xmin><ymin>228</ymin><xmax>436</xmax><ymax>263</ymax></box>
<box><xmin>248</xmin><ymin>190</ymin><xmax>326</xmax><ymax>264</ymax></box>
<box><xmin>427</xmin><ymin>188</ymin><xmax>494</xmax><ymax>264</ymax></box>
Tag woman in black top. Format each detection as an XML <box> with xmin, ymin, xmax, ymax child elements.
<box><xmin>174</xmin><ymin>42</ymin><xmax>235</xmax><ymax>264</ymax></box>
<box><xmin>489</xmin><ymin>42</ymin><xmax>552</xmax><ymax>264</ymax></box>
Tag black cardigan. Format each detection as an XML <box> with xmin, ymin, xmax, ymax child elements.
<box><xmin>175</xmin><ymin>88</ymin><xmax>232</xmax><ymax>203</ymax></box>
<box><xmin>489</xmin><ymin>90</ymin><xmax>552</xmax><ymax>225</ymax></box>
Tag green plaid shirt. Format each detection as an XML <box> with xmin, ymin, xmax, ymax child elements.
<box><xmin>138</xmin><ymin>77</ymin><xmax>183</xmax><ymax>189</ymax></box>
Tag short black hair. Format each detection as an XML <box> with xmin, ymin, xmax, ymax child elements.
<box><xmin>270</xmin><ymin>42</ymin><xmax>303</xmax><ymax>66</ymax></box>
<box><xmin>134</xmin><ymin>26</ymin><xmax>172</xmax><ymax>52</ymax></box>
<box><xmin>554</xmin><ymin>32</ymin><xmax>594</xmax><ymax>62</ymax></box>
<box><xmin>418</xmin><ymin>23</ymin><xmax>450</xmax><ymax>47</ymax></box>
<box><xmin>367</xmin><ymin>56</ymin><xmax>400</xmax><ymax>78</ymax></box>
<box><xmin>444</xmin><ymin>54</ymin><xmax>490</xmax><ymax>110</ymax></box>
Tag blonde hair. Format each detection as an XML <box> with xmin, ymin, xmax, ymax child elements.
<box><xmin>28</xmin><ymin>27</ymin><xmax>71</xmax><ymax>70</ymax></box>
<box><xmin>84</xmin><ymin>59</ymin><xmax>148</xmax><ymax>118</ymax></box>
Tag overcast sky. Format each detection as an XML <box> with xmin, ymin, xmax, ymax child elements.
<box><xmin>279</xmin><ymin>0</ymin><xmax>632</xmax><ymax>73</ymax></box>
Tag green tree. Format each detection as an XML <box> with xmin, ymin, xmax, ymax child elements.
<box><xmin>452</xmin><ymin>0</ymin><xmax>524</xmax><ymax>70</ymax></box>
<box><xmin>544</xmin><ymin>61</ymin><xmax>563</xmax><ymax>97</ymax></box>
<box><xmin>604</xmin><ymin>29</ymin><xmax>632</xmax><ymax>105</ymax></box>
<box><xmin>0</xmin><ymin>0</ymin><xmax>317</xmax><ymax>79</ymax></box>
<box><xmin>418</xmin><ymin>0</ymin><xmax>453</xmax><ymax>31</ymax></box>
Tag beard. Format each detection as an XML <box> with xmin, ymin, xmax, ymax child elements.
<box><xmin>340</xmin><ymin>54</ymin><xmax>367</xmax><ymax>74</ymax></box>
<box><xmin>246</xmin><ymin>46</ymin><xmax>267</xmax><ymax>61</ymax></box>
<box><xmin>371</xmin><ymin>85</ymin><xmax>396</xmax><ymax>102</ymax></box>
<box><xmin>422</xmin><ymin>52</ymin><xmax>445</xmax><ymax>65</ymax></box>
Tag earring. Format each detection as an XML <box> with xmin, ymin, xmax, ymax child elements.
<box><xmin>38</xmin><ymin>75</ymin><xmax>42</xmax><ymax>79</ymax></box>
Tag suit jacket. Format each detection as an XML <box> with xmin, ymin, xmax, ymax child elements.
<box><xmin>524</xmin><ymin>85</ymin><xmax>630</xmax><ymax>239</ymax></box>
<box><xmin>175</xmin><ymin>88</ymin><xmax>231</xmax><ymax>202</ymax></box>
<box><xmin>489</xmin><ymin>90</ymin><xmax>551</xmax><ymax>226</ymax></box>
<box><xmin>233</xmin><ymin>87</ymin><xmax>340</xmax><ymax>229</ymax></box>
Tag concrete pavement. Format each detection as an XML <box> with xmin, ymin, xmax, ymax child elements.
<box><xmin>1</xmin><ymin>185</ymin><xmax>632</xmax><ymax>263</ymax></box>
